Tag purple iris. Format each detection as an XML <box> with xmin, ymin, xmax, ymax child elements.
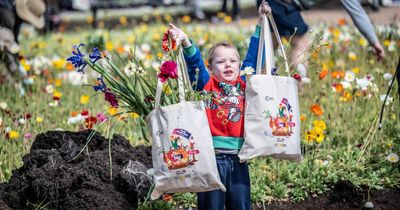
<box><xmin>66</xmin><ymin>44</ymin><xmax>87</xmax><ymax>73</ymax></box>
<box><xmin>93</xmin><ymin>77</ymin><xmax>107</xmax><ymax>92</ymax></box>
<box><xmin>89</xmin><ymin>47</ymin><xmax>102</xmax><ymax>64</ymax></box>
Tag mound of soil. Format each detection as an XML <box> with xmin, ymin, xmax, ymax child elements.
<box><xmin>261</xmin><ymin>180</ymin><xmax>400</xmax><ymax>210</ymax></box>
<box><xmin>0</xmin><ymin>130</ymin><xmax>153</xmax><ymax>210</ymax></box>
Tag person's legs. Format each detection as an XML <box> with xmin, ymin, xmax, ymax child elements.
<box><xmin>0</xmin><ymin>8</ymin><xmax>15</xmax><ymax>30</ymax></box>
<box><xmin>225</xmin><ymin>155</ymin><xmax>251</xmax><ymax>210</ymax></box>
<box><xmin>232</xmin><ymin>0</ymin><xmax>240</xmax><ymax>19</ymax></box>
<box><xmin>221</xmin><ymin>0</ymin><xmax>228</xmax><ymax>13</ymax></box>
<box><xmin>197</xmin><ymin>154</ymin><xmax>229</xmax><ymax>210</ymax></box>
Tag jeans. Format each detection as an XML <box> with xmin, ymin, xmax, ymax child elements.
<box><xmin>197</xmin><ymin>154</ymin><xmax>251</xmax><ymax>210</ymax></box>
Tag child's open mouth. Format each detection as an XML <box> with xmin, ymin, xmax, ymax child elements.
<box><xmin>224</xmin><ymin>70</ymin><xmax>234</xmax><ymax>75</ymax></box>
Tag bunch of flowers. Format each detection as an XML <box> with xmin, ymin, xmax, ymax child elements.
<box><xmin>304</xmin><ymin>120</ymin><xmax>327</xmax><ymax>144</ymax></box>
<box><xmin>66</xmin><ymin>29</ymin><xmax>195</xmax><ymax>124</ymax></box>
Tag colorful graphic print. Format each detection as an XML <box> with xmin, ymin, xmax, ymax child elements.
<box><xmin>264</xmin><ymin>98</ymin><xmax>296</xmax><ymax>136</ymax></box>
<box><xmin>203</xmin><ymin>82</ymin><xmax>245</xmax><ymax>125</ymax></box>
<box><xmin>162</xmin><ymin>128</ymin><xmax>200</xmax><ymax>170</ymax></box>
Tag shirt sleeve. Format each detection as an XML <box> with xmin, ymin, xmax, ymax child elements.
<box><xmin>183</xmin><ymin>43</ymin><xmax>210</xmax><ymax>91</ymax></box>
<box><xmin>340</xmin><ymin>0</ymin><xmax>379</xmax><ymax>45</ymax></box>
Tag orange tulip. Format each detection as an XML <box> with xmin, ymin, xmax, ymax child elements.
<box><xmin>311</xmin><ymin>104</ymin><xmax>323</xmax><ymax>116</ymax></box>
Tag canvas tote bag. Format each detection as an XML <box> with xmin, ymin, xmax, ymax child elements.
<box><xmin>238</xmin><ymin>14</ymin><xmax>302</xmax><ymax>162</ymax></box>
<box><xmin>146</xmin><ymin>49</ymin><xmax>226</xmax><ymax>200</ymax></box>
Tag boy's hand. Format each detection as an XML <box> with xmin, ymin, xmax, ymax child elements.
<box><xmin>258</xmin><ymin>0</ymin><xmax>272</xmax><ymax>25</ymax></box>
<box><xmin>168</xmin><ymin>23</ymin><xmax>191</xmax><ymax>47</ymax></box>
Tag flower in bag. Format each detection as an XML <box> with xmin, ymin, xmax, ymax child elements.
<box><xmin>158</xmin><ymin>60</ymin><xmax>178</xmax><ymax>82</ymax></box>
<box><xmin>162</xmin><ymin>31</ymin><xmax>176</xmax><ymax>52</ymax></box>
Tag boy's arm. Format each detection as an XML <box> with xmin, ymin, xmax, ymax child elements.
<box><xmin>241</xmin><ymin>25</ymin><xmax>261</xmax><ymax>81</ymax></box>
<box><xmin>183</xmin><ymin>42</ymin><xmax>210</xmax><ymax>91</ymax></box>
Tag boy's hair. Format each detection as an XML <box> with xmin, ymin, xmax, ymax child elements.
<box><xmin>207</xmin><ymin>41</ymin><xmax>240</xmax><ymax>66</ymax></box>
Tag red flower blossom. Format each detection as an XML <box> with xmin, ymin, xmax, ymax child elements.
<box><xmin>158</xmin><ymin>60</ymin><xmax>178</xmax><ymax>82</ymax></box>
<box><xmin>85</xmin><ymin>116</ymin><xmax>97</xmax><ymax>129</ymax></box>
<box><xmin>162</xmin><ymin>31</ymin><xmax>176</xmax><ymax>52</ymax></box>
<box><xmin>104</xmin><ymin>89</ymin><xmax>118</xmax><ymax>108</ymax></box>
<box><xmin>292</xmin><ymin>73</ymin><xmax>302</xmax><ymax>81</ymax></box>
<box><xmin>81</xmin><ymin>109</ymin><xmax>89</xmax><ymax>116</ymax></box>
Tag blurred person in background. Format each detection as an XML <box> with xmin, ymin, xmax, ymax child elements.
<box><xmin>221</xmin><ymin>0</ymin><xmax>241</xmax><ymax>20</ymax></box>
<box><xmin>256</xmin><ymin>0</ymin><xmax>385</xmax><ymax>73</ymax></box>
<box><xmin>0</xmin><ymin>0</ymin><xmax>45</xmax><ymax>86</ymax></box>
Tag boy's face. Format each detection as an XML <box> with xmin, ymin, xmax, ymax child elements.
<box><xmin>209</xmin><ymin>46</ymin><xmax>240</xmax><ymax>83</ymax></box>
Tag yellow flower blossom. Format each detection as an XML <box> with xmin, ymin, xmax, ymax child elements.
<box><xmin>54</xmin><ymin>78</ymin><xmax>62</xmax><ymax>87</ymax></box>
<box><xmin>80</xmin><ymin>95</ymin><xmax>90</xmax><ymax>105</ymax></box>
<box><xmin>314</xmin><ymin>129</ymin><xmax>325</xmax><ymax>143</ymax></box>
<box><xmin>339</xmin><ymin>91</ymin><xmax>352</xmax><ymax>102</ymax></box>
<box><xmin>52</xmin><ymin>59</ymin><xmax>65</xmax><ymax>70</ymax></box>
<box><xmin>304</xmin><ymin>130</ymin><xmax>316</xmax><ymax>143</ymax></box>
<box><xmin>383</xmin><ymin>39</ymin><xmax>390</xmax><ymax>46</ymax></box>
<box><xmin>130</xmin><ymin>112</ymin><xmax>140</xmax><ymax>119</ymax></box>
<box><xmin>224</xmin><ymin>16</ymin><xmax>232</xmax><ymax>23</ymax></box>
<box><xmin>108</xmin><ymin>107</ymin><xmax>118</xmax><ymax>116</ymax></box>
<box><xmin>163</xmin><ymin>84</ymin><xmax>172</xmax><ymax>95</ymax></box>
<box><xmin>182</xmin><ymin>15</ymin><xmax>191</xmax><ymax>23</ymax></box>
<box><xmin>36</xmin><ymin>117</ymin><xmax>43</xmax><ymax>123</ymax></box>
<box><xmin>119</xmin><ymin>16</ymin><xmax>128</xmax><ymax>25</ymax></box>
<box><xmin>348</xmin><ymin>52</ymin><xmax>357</xmax><ymax>61</ymax></box>
<box><xmin>53</xmin><ymin>90</ymin><xmax>62</xmax><ymax>99</ymax></box>
<box><xmin>106</xmin><ymin>41</ymin><xmax>114</xmax><ymax>51</ymax></box>
<box><xmin>313</xmin><ymin>120</ymin><xmax>327</xmax><ymax>131</ymax></box>
<box><xmin>352</xmin><ymin>67</ymin><xmax>360</xmax><ymax>74</ymax></box>
<box><xmin>358</xmin><ymin>38</ymin><xmax>367</xmax><ymax>47</ymax></box>
<box><xmin>9</xmin><ymin>130</ymin><xmax>20</xmax><ymax>139</ymax></box>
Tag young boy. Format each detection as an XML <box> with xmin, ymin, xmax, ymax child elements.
<box><xmin>168</xmin><ymin>2</ymin><xmax>271</xmax><ymax>209</ymax></box>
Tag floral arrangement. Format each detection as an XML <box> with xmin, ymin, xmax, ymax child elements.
<box><xmin>66</xmin><ymin>30</ymin><xmax>192</xmax><ymax>119</ymax></box>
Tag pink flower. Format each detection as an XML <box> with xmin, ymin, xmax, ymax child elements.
<box><xmin>24</xmin><ymin>133</ymin><xmax>32</xmax><ymax>140</ymax></box>
<box><xmin>96</xmin><ymin>113</ymin><xmax>108</xmax><ymax>123</ymax></box>
<box><xmin>158</xmin><ymin>60</ymin><xmax>178</xmax><ymax>82</ymax></box>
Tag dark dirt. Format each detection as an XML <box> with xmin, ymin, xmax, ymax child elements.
<box><xmin>258</xmin><ymin>180</ymin><xmax>400</xmax><ymax>210</ymax></box>
<box><xmin>1</xmin><ymin>130</ymin><xmax>399</xmax><ymax>210</ymax></box>
<box><xmin>0</xmin><ymin>130</ymin><xmax>153</xmax><ymax>210</ymax></box>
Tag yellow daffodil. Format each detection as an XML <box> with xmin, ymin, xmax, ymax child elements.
<box><xmin>9</xmin><ymin>130</ymin><xmax>20</xmax><ymax>139</ymax></box>
<box><xmin>80</xmin><ymin>95</ymin><xmax>90</xmax><ymax>105</ymax></box>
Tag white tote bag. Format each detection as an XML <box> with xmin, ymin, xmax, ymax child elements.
<box><xmin>238</xmin><ymin>14</ymin><xmax>302</xmax><ymax>162</ymax></box>
<box><xmin>146</xmin><ymin>50</ymin><xmax>226</xmax><ymax>200</ymax></box>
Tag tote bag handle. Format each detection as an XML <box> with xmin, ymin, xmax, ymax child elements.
<box><xmin>155</xmin><ymin>47</ymin><xmax>191</xmax><ymax>107</ymax></box>
<box><xmin>256</xmin><ymin>13</ymin><xmax>290</xmax><ymax>76</ymax></box>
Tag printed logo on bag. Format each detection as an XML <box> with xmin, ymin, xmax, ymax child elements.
<box><xmin>161</xmin><ymin>128</ymin><xmax>200</xmax><ymax>170</ymax></box>
<box><xmin>264</xmin><ymin>98</ymin><xmax>296</xmax><ymax>137</ymax></box>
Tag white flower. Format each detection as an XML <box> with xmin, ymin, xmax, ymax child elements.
<box><xmin>140</xmin><ymin>43</ymin><xmax>151</xmax><ymax>53</ymax></box>
<box><xmin>380</xmin><ymin>94</ymin><xmax>393</xmax><ymax>105</ymax></box>
<box><xmin>66</xmin><ymin>71</ymin><xmax>89</xmax><ymax>86</ymax></box>
<box><xmin>386</xmin><ymin>153</ymin><xmax>399</xmax><ymax>163</ymax></box>
<box><xmin>67</xmin><ymin>114</ymin><xmax>84</xmax><ymax>125</ymax></box>
<box><xmin>383</xmin><ymin>73</ymin><xmax>393</xmax><ymax>81</ymax></box>
<box><xmin>0</xmin><ymin>101</ymin><xmax>7</xmax><ymax>110</ymax></box>
<box><xmin>23</xmin><ymin>77</ymin><xmax>34</xmax><ymax>85</ymax></box>
<box><xmin>152</xmin><ymin>62</ymin><xmax>160</xmax><ymax>70</ymax></box>
<box><xmin>49</xmin><ymin>100</ymin><xmax>59</xmax><ymax>107</ymax></box>
<box><xmin>124</xmin><ymin>62</ymin><xmax>145</xmax><ymax>76</ymax></box>
<box><xmin>340</xmin><ymin>81</ymin><xmax>352</xmax><ymax>89</ymax></box>
<box><xmin>356</xmin><ymin>78</ymin><xmax>370</xmax><ymax>90</ymax></box>
<box><xmin>18</xmin><ymin>118</ymin><xmax>26</xmax><ymax>124</ymax></box>
<box><xmin>344</xmin><ymin>71</ymin><xmax>355</xmax><ymax>82</ymax></box>
<box><xmin>388</xmin><ymin>41</ymin><xmax>396</xmax><ymax>52</ymax></box>
<box><xmin>240</xmin><ymin>66</ymin><xmax>255</xmax><ymax>76</ymax></box>
<box><xmin>301</xmin><ymin>77</ymin><xmax>311</xmax><ymax>84</ymax></box>
<box><xmin>296</xmin><ymin>63</ymin><xmax>307</xmax><ymax>77</ymax></box>
<box><xmin>5</xmin><ymin>126</ymin><xmax>11</xmax><ymax>133</ymax></box>
<box><xmin>45</xmin><ymin>84</ymin><xmax>54</xmax><ymax>93</ymax></box>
